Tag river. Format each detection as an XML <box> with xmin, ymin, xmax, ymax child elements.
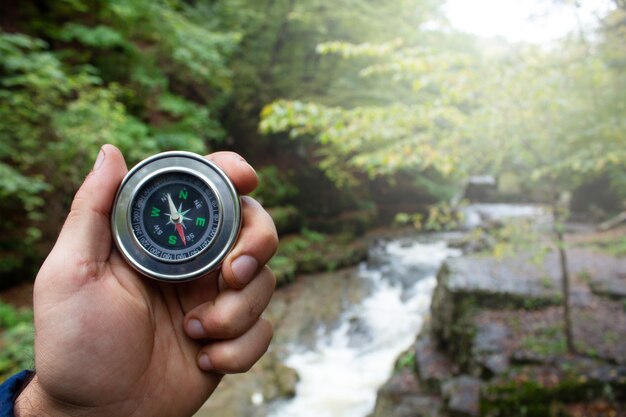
<box><xmin>195</xmin><ymin>204</ymin><xmax>546</xmax><ymax>417</ymax></box>
<box><xmin>266</xmin><ymin>235</ymin><xmax>462</xmax><ymax>417</ymax></box>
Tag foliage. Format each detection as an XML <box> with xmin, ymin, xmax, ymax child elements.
<box><xmin>0</xmin><ymin>302</ymin><xmax>34</xmax><ymax>381</ymax></box>
<box><xmin>275</xmin><ymin>230</ymin><xmax>368</xmax><ymax>276</ymax></box>
<box><xmin>268</xmin><ymin>255</ymin><xmax>298</xmax><ymax>286</ymax></box>
<box><xmin>394</xmin><ymin>202</ymin><xmax>464</xmax><ymax>232</ymax></box>
<box><xmin>251</xmin><ymin>166</ymin><xmax>299</xmax><ymax>207</ymax></box>
<box><xmin>267</xmin><ymin>205</ymin><xmax>302</xmax><ymax>235</ymax></box>
<box><xmin>486</xmin><ymin>220</ymin><xmax>550</xmax><ymax>262</ymax></box>
<box><xmin>0</xmin><ymin>0</ymin><xmax>244</xmax><ymax>277</ymax></box>
<box><xmin>259</xmin><ymin>6</ymin><xmax>626</xmax><ymax>199</ymax></box>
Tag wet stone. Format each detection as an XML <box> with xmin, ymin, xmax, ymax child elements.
<box><xmin>369</xmin><ymin>368</ymin><xmax>443</xmax><ymax>417</ymax></box>
<box><xmin>472</xmin><ymin>323</ymin><xmax>510</xmax><ymax>377</ymax></box>
<box><xmin>590</xmin><ymin>276</ymin><xmax>626</xmax><ymax>299</ymax></box>
<box><xmin>566</xmin><ymin>248</ymin><xmax>626</xmax><ymax>300</ymax></box>
<box><xmin>442</xmin><ymin>254</ymin><xmax>562</xmax><ymax>303</ymax></box>
<box><xmin>442</xmin><ymin>375</ymin><xmax>482</xmax><ymax>417</ymax></box>
<box><xmin>414</xmin><ymin>332</ymin><xmax>455</xmax><ymax>390</ymax></box>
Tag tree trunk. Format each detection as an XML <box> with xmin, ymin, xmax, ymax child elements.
<box><xmin>552</xmin><ymin>200</ymin><xmax>577</xmax><ymax>354</ymax></box>
<box><xmin>555</xmin><ymin>227</ymin><xmax>576</xmax><ymax>354</ymax></box>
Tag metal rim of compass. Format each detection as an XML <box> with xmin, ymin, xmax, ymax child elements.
<box><xmin>111</xmin><ymin>151</ymin><xmax>241</xmax><ymax>282</ymax></box>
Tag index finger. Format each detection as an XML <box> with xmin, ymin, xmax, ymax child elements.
<box><xmin>206</xmin><ymin>152</ymin><xmax>258</xmax><ymax>195</ymax></box>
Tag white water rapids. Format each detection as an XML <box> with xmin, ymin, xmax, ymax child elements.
<box><xmin>267</xmin><ymin>238</ymin><xmax>461</xmax><ymax>417</ymax></box>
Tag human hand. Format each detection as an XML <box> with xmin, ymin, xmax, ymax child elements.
<box><xmin>15</xmin><ymin>145</ymin><xmax>277</xmax><ymax>417</ymax></box>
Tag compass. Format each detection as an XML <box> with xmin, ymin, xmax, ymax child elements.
<box><xmin>111</xmin><ymin>151</ymin><xmax>241</xmax><ymax>282</ymax></box>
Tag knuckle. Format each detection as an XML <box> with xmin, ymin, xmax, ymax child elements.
<box><xmin>203</xmin><ymin>304</ymin><xmax>239</xmax><ymax>338</ymax></box>
<box><xmin>213</xmin><ymin>345</ymin><xmax>249</xmax><ymax>373</ymax></box>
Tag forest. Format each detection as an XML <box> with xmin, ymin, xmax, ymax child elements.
<box><xmin>1</xmin><ymin>0</ymin><xmax>626</xmax><ymax>416</ymax></box>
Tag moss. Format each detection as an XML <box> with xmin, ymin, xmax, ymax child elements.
<box><xmin>275</xmin><ymin>231</ymin><xmax>368</xmax><ymax>277</ymax></box>
<box><xmin>394</xmin><ymin>350</ymin><xmax>416</xmax><ymax>372</ymax></box>
<box><xmin>482</xmin><ymin>365</ymin><xmax>626</xmax><ymax>417</ymax></box>
<box><xmin>520</xmin><ymin>326</ymin><xmax>567</xmax><ymax>358</ymax></box>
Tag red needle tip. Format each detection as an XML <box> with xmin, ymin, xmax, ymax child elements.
<box><xmin>175</xmin><ymin>223</ymin><xmax>186</xmax><ymax>246</ymax></box>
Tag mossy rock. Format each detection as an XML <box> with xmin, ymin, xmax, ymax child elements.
<box><xmin>481</xmin><ymin>362</ymin><xmax>626</xmax><ymax>417</ymax></box>
<box><xmin>276</xmin><ymin>232</ymin><xmax>369</xmax><ymax>276</ymax></box>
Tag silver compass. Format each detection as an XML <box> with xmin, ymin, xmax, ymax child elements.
<box><xmin>111</xmin><ymin>151</ymin><xmax>241</xmax><ymax>282</ymax></box>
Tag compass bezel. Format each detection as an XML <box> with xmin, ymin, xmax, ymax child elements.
<box><xmin>112</xmin><ymin>152</ymin><xmax>241</xmax><ymax>282</ymax></box>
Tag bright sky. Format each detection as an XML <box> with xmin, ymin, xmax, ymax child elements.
<box><xmin>443</xmin><ymin>0</ymin><xmax>615</xmax><ymax>44</ymax></box>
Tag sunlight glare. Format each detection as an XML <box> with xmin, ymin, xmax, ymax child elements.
<box><xmin>443</xmin><ymin>0</ymin><xmax>615</xmax><ymax>44</ymax></box>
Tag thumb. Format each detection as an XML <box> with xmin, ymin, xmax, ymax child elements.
<box><xmin>55</xmin><ymin>145</ymin><xmax>128</xmax><ymax>264</ymax></box>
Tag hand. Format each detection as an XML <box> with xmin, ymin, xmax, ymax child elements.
<box><xmin>15</xmin><ymin>145</ymin><xmax>278</xmax><ymax>417</ymax></box>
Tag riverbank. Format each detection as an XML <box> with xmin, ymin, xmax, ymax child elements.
<box><xmin>372</xmin><ymin>225</ymin><xmax>626</xmax><ymax>417</ymax></box>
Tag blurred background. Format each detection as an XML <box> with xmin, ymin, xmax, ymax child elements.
<box><xmin>1</xmin><ymin>0</ymin><xmax>625</xmax><ymax>416</ymax></box>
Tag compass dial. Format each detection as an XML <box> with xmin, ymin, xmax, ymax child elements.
<box><xmin>131</xmin><ymin>172</ymin><xmax>220</xmax><ymax>262</ymax></box>
<box><xmin>112</xmin><ymin>152</ymin><xmax>241</xmax><ymax>282</ymax></box>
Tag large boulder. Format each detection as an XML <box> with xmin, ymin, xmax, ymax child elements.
<box><xmin>431</xmin><ymin>252</ymin><xmax>563</xmax><ymax>358</ymax></box>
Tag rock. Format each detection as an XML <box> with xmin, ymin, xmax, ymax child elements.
<box><xmin>482</xmin><ymin>361</ymin><xmax>626</xmax><ymax>417</ymax></box>
<box><xmin>439</xmin><ymin>255</ymin><xmax>562</xmax><ymax>304</ymax></box>
<box><xmin>590</xmin><ymin>277</ymin><xmax>626</xmax><ymax>299</ymax></box>
<box><xmin>472</xmin><ymin>323</ymin><xmax>510</xmax><ymax>377</ymax></box>
<box><xmin>463</xmin><ymin>175</ymin><xmax>498</xmax><ymax>202</ymax></box>
<box><xmin>414</xmin><ymin>331</ymin><xmax>455</xmax><ymax>390</ymax></box>
<box><xmin>431</xmin><ymin>253</ymin><xmax>562</xmax><ymax>357</ymax></box>
<box><xmin>566</xmin><ymin>248</ymin><xmax>626</xmax><ymax>299</ymax></box>
<box><xmin>442</xmin><ymin>375</ymin><xmax>482</xmax><ymax>417</ymax></box>
<box><xmin>257</xmin><ymin>352</ymin><xmax>300</xmax><ymax>401</ymax></box>
<box><xmin>370</xmin><ymin>368</ymin><xmax>443</xmax><ymax>417</ymax></box>
<box><xmin>269</xmin><ymin>361</ymin><xmax>299</xmax><ymax>399</ymax></box>
<box><xmin>193</xmin><ymin>352</ymin><xmax>299</xmax><ymax>417</ymax></box>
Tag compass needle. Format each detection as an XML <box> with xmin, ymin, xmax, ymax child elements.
<box><xmin>166</xmin><ymin>193</ymin><xmax>180</xmax><ymax>222</ymax></box>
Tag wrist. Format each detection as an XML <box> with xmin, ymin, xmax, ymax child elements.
<box><xmin>14</xmin><ymin>375</ymin><xmax>79</xmax><ymax>417</ymax></box>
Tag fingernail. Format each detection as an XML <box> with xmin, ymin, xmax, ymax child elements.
<box><xmin>231</xmin><ymin>255</ymin><xmax>258</xmax><ymax>286</ymax></box>
<box><xmin>198</xmin><ymin>353</ymin><xmax>213</xmax><ymax>371</ymax></box>
<box><xmin>186</xmin><ymin>319</ymin><xmax>207</xmax><ymax>339</ymax></box>
<box><xmin>93</xmin><ymin>147</ymin><xmax>105</xmax><ymax>171</ymax></box>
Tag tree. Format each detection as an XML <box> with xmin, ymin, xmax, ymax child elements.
<box><xmin>0</xmin><ymin>0</ymin><xmax>242</xmax><ymax>279</ymax></box>
<box><xmin>260</xmin><ymin>3</ymin><xmax>626</xmax><ymax>353</ymax></box>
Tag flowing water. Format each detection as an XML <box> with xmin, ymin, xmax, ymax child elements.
<box><xmin>195</xmin><ymin>204</ymin><xmax>545</xmax><ymax>417</ymax></box>
<box><xmin>267</xmin><ymin>236</ymin><xmax>462</xmax><ymax>417</ymax></box>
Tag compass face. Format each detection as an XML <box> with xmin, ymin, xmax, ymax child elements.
<box><xmin>111</xmin><ymin>152</ymin><xmax>241</xmax><ymax>282</ymax></box>
<box><xmin>131</xmin><ymin>172</ymin><xmax>220</xmax><ymax>262</ymax></box>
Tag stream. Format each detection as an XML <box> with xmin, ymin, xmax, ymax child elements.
<box><xmin>267</xmin><ymin>235</ymin><xmax>462</xmax><ymax>417</ymax></box>
<box><xmin>195</xmin><ymin>204</ymin><xmax>546</xmax><ymax>417</ymax></box>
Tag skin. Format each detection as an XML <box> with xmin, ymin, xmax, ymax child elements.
<box><xmin>14</xmin><ymin>145</ymin><xmax>278</xmax><ymax>417</ymax></box>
